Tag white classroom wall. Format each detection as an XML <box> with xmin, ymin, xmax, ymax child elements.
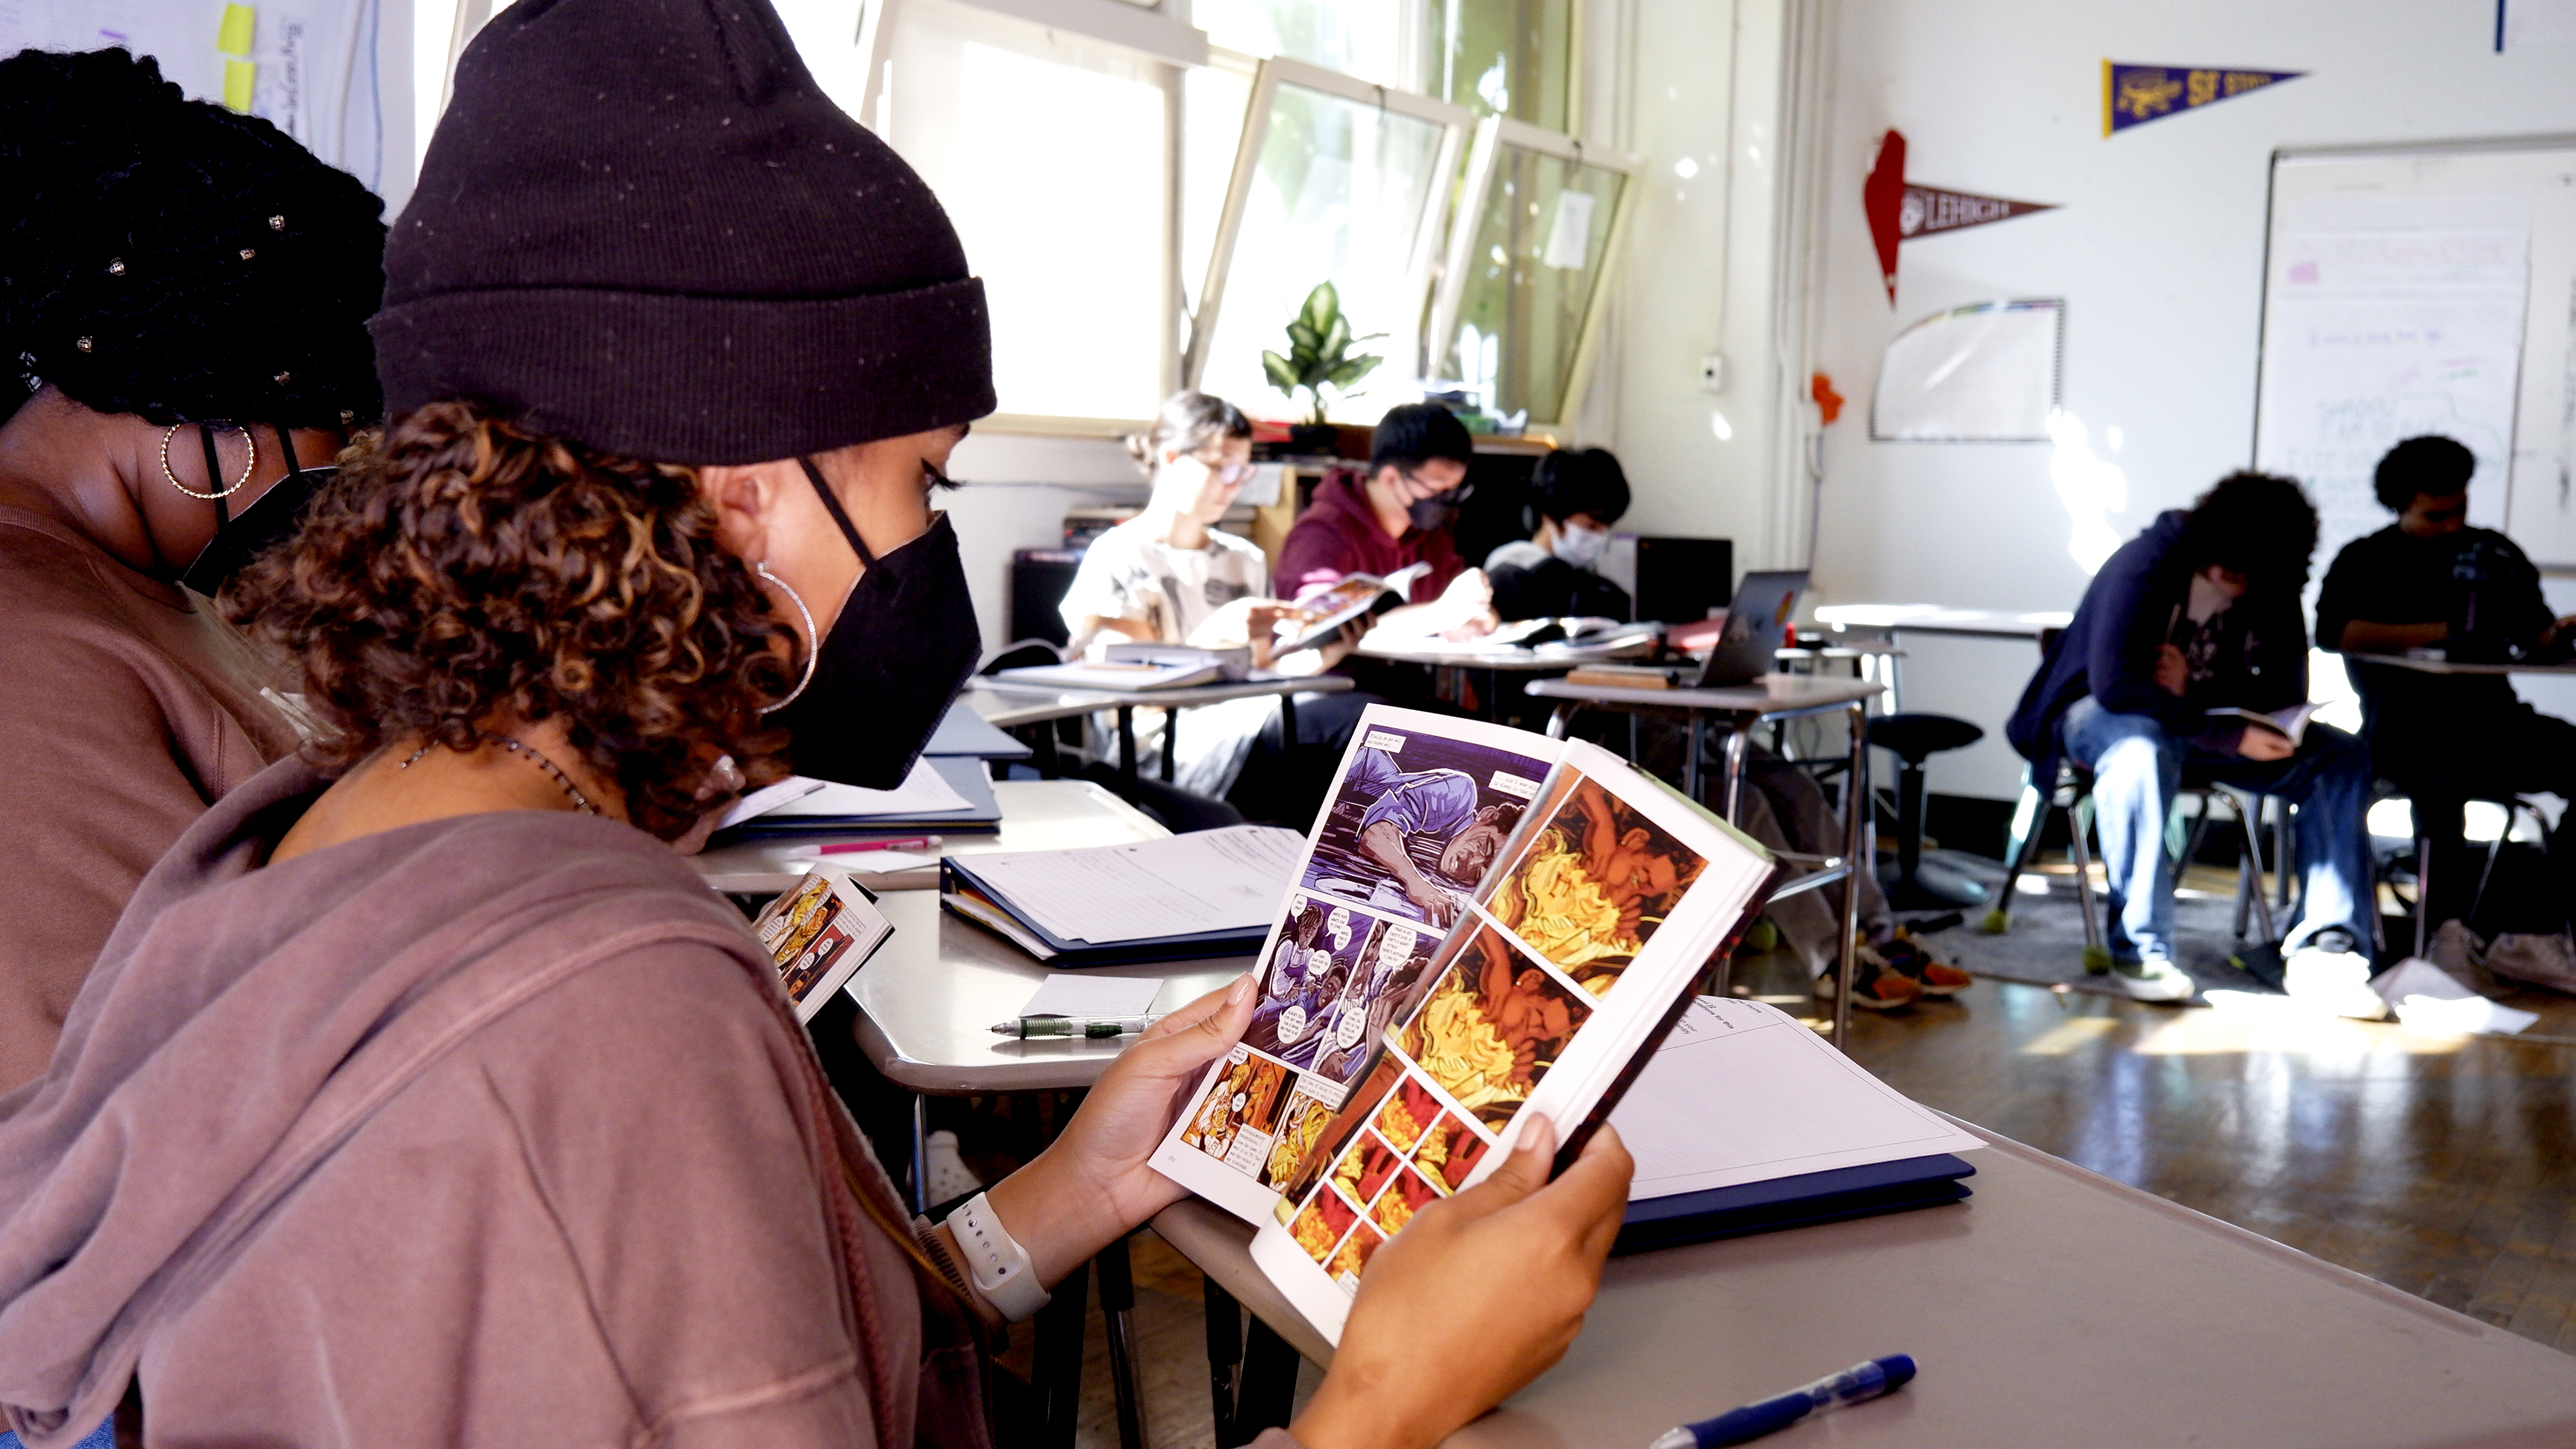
<box><xmin>1810</xmin><ymin>0</ymin><xmax>2576</xmax><ymax>802</ymax></box>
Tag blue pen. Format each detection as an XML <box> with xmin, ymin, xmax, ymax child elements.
<box><xmin>1648</xmin><ymin>1355</ymin><xmax>1916</xmax><ymax>1448</ymax></box>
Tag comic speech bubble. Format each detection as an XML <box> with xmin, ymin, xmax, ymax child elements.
<box><xmin>1379</xmin><ymin>924</ymin><xmax>1417</xmax><ymax>966</ymax></box>
<box><xmin>1327</xmin><ymin>907</ymin><xmax>1352</xmax><ymax>950</ymax></box>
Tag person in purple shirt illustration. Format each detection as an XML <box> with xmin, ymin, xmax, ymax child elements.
<box><xmin>1350</xmin><ymin>747</ymin><xmax>1525</xmax><ymax>925</ymax></box>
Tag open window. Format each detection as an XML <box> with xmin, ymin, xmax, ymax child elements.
<box><xmin>1427</xmin><ymin>117</ymin><xmax>1635</xmax><ymax>430</ymax></box>
<box><xmin>1183</xmin><ymin>58</ymin><xmax>1470</xmax><ymax>425</ymax></box>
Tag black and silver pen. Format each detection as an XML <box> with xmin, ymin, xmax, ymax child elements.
<box><xmin>989</xmin><ymin>1013</ymin><xmax>1165</xmax><ymax>1039</ymax></box>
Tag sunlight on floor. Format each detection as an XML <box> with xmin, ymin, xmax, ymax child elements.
<box><xmin>2131</xmin><ymin>997</ymin><xmax>2469</xmax><ymax>1057</ymax></box>
<box><xmin>2018</xmin><ymin>1016</ymin><xmax>2120</xmax><ymax>1056</ymax></box>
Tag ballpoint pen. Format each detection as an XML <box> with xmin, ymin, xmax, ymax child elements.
<box><xmin>989</xmin><ymin>1013</ymin><xmax>1167</xmax><ymax>1039</ymax></box>
<box><xmin>1647</xmin><ymin>1355</ymin><xmax>1916</xmax><ymax>1448</ymax></box>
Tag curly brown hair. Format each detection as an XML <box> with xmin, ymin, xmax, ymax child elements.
<box><xmin>225</xmin><ymin>399</ymin><xmax>798</xmax><ymax>838</ymax></box>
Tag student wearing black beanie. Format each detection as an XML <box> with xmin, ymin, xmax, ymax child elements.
<box><xmin>0</xmin><ymin>2</ymin><xmax>1632</xmax><ymax>1447</ymax></box>
<box><xmin>0</xmin><ymin>46</ymin><xmax>385</xmax><ymax>1093</ymax></box>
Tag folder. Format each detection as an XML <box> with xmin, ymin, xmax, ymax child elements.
<box><xmin>1615</xmin><ymin>1153</ymin><xmax>1977</xmax><ymax>1253</ymax></box>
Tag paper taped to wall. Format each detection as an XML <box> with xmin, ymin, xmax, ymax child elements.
<box><xmin>1870</xmin><ymin>298</ymin><xmax>2064</xmax><ymax>442</ymax></box>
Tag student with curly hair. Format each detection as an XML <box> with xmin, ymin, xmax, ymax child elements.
<box><xmin>0</xmin><ymin>47</ymin><xmax>385</xmax><ymax>1090</ymax></box>
<box><xmin>0</xmin><ymin>5</ymin><xmax>1630</xmax><ymax>1447</ymax></box>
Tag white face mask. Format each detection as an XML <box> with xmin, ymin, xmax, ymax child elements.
<box><xmin>1553</xmin><ymin>521</ymin><xmax>1610</xmax><ymax>569</ymax></box>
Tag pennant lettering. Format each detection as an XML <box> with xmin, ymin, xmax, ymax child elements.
<box><xmin>2104</xmin><ymin>61</ymin><xmax>2304</xmax><ymax>135</ymax></box>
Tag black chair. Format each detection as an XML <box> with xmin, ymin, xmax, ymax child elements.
<box><xmin>1868</xmin><ymin>712</ymin><xmax>1989</xmax><ymax>909</ymax></box>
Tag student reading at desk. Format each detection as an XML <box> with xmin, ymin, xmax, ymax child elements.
<box><xmin>1276</xmin><ymin>401</ymin><xmax>1500</xmax><ymax>642</ymax></box>
<box><xmin>2008</xmin><ymin>472</ymin><xmax>2382</xmax><ymax>1016</ymax></box>
<box><xmin>0</xmin><ymin>51</ymin><xmax>385</xmax><ymax>1094</ymax></box>
<box><xmin>2316</xmin><ymin>434</ymin><xmax>2576</xmax><ymax>955</ymax></box>
<box><xmin>0</xmin><ymin>11</ymin><xmax>1632</xmax><ymax>1448</ymax></box>
<box><xmin>1059</xmin><ymin>389</ymin><xmax>1368</xmax><ymax>817</ymax></box>
<box><xmin>1483</xmin><ymin>446</ymin><xmax>1633</xmax><ymax>621</ymax></box>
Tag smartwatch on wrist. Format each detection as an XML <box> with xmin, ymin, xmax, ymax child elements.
<box><xmin>944</xmin><ymin>1192</ymin><xmax>1050</xmax><ymax>1322</ymax></box>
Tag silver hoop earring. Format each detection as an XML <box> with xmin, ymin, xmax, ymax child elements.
<box><xmin>756</xmin><ymin>559</ymin><xmax>819</xmax><ymax>712</ymax></box>
<box><xmin>159</xmin><ymin>423</ymin><xmax>254</xmax><ymax>500</ymax></box>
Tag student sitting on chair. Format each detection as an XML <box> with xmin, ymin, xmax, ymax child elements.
<box><xmin>1276</xmin><ymin>401</ymin><xmax>1499</xmax><ymax>642</ymax></box>
<box><xmin>1058</xmin><ymin>390</ymin><xmax>1370</xmax><ymax>820</ymax></box>
<box><xmin>2316</xmin><ymin>434</ymin><xmax>2576</xmax><ymax>947</ymax></box>
<box><xmin>2006</xmin><ymin>472</ymin><xmax>2382</xmax><ymax>1015</ymax></box>
<box><xmin>1484</xmin><ymin>447</ymin><xmax>1632</xmax><ymax>621</ymax></box>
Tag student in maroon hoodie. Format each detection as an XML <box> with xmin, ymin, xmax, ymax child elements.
<box><xmin>1276</xmin><ymin>402</ymin><xmax>1502</xmax><ymax>644</ymax></box>
<box><xmin>0</xmin><ymin>4</ymin><xmax>1632</xmax><ymax>1447</ymax></box>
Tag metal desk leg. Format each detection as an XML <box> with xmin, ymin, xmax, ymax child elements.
<box><xmin>1097</xmin><ymin>1236</ymin><xmax>1148</xmax><ymax>1449</ymax></box>
<box><xmin>1234</xmin><ymin>1318</ymin><xmax>1300</xmax><ymax>1443</ymax></box>
<box><xmin>1033</xmin><ymin>1257</ymin><xmax>1089</xmax><ymax>1448</ymax></box>
<box><xmin>908</xmin><ymin>1093</ymin><xmax>929</xmax><ymax>1215</ymax></box>
<box><xmin>1204</xmin><ymin>1278</ymin><xmax>1242</xmax><ymax>1448</ymax></box>
<box><xmin>1720</xmin><ymin>725</ymin><xmax>1750</xmax><ymax>823</ymax></box>
<box><xmin>1832</xmin><ymin>702</ymin><xmax>1868</xmax><ymax>1050</ymax></box>
<box><xmin>1278</xmin><ymin>690</ymin><xmax>1299</xmax><ymax>762</ymax></box>
<box><xmin>1544</xmin><ymin>703</ymin><xmax>1578</xmax><ymax>740</ymax></box>
<box><xmin>1117</xmin><ymin>705</ymin><xmax>1139</xmax><ymax>801</ymax></box>
<box><xmin>1161</xmin><ymin>707</ymin><xmax>1177</xmax><ymax>785</ymax></box>
<box><xmin>1684</xmin><ymin>711</ymin><xmax>1703</xmax><ymax>802</ymax></box>
<box><xmin>1035</xmin><ymin>720</ymin><xmax>1061</xmax><ymax>779</ymax></box>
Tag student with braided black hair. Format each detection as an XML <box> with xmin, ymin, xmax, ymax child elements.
<box><xmin>0</xmin><ymin>47</ymin><xmax>385</xmax><ymax>1090</ymax></box>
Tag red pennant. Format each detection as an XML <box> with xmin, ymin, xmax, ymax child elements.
<box><xmin>1861</xmin><ymin>128</ymin><xmax>2058</xmax><ymax>307</ymax></box>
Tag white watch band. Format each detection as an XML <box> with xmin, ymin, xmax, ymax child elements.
<box><xmin>944</xmin><ymin>1192</ymin><xmax>1050</xmax><ymax>1322</ymax></box>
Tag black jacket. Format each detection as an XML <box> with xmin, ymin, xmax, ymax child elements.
<box><xmin>2005</xmin><ymin>510</ymin><xmax>2309</xmax><ymax>761</ymax></box>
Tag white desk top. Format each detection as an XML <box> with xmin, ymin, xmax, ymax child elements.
<box><xmin>2342</xmin><ymin>650</ymin><xmax>2576</xmax><ymax>677</ymax></box>
<box><xmin>1153</xmin><ymin>1125</ymin><xmax>2576</xmax><ymax>1447</ymax></box>
<box><xmin>1524</xmin><ymin>673</ymin><xmax>1885</xmax><ymax>715</ymax></box>
<box><xmin>1813</xmin><ymin>604</ymin><xmax>2071</xmax><ymax>639</ymax></box>
<box><xmin>1354</xmin><ymin>639</ymin><xmax>1657</xmax><ymax>670</ymax></box>
<box><xmin>851</xmin><ymin>889</ymin><xmax>1252</xmax><ymax>1093</ymax></box>
<box><xmin>966</xmin><ymin>673</ymin><xmax>1350</xmax><ymax>727</ymax></box>
<box><xmin>691</xmin><ymin>777</ymin><xmax>1167</xmax><ymax>894</ymax></box>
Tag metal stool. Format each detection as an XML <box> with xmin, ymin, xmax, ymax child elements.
<box><xmin>1868</xmin><ymin>712</ymin><xmax>1988</xmax><ymax>909</ymax></box>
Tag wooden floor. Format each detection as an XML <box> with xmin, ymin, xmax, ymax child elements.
<box><xmin>1059</xmin><ymin>930</ymin><xmax>2576</xmax><ymax>1447</ymax></box>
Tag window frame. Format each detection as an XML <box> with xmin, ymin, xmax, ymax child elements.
<box><xmin>1179</xmin><ymin>55</ymin><xmax>1474</xmax><ymax>395</ymax></box>
<box><xmin>1425</xmin><ymin>114</ymin><xmax>1640</xmax><ymax>432</ymax></box>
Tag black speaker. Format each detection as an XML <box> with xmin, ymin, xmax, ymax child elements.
<box><xmin>1008</xmin><ymin>549</ymin><xmax>1081</xmax><ymax>648</ymax></box>
<box><xmin>1632</xmin><ymin>537</ymin><xmax>1733</xmax><ymax>624</ymax></box>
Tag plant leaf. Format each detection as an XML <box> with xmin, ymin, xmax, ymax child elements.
<box><xmin>1261</xmin><ymin>350</ymin><xmax>1299</xmax><ymax>392</ymax></box>
<box><xmin>1327</xmin><ymin>354</ymin><xmax>1382</xmax><ymax>387</ymax></box>
<box><xmin>1320</xmin><ymin>312</ymin><xmax>1351</xmax><ymax>362</ymax></box>
<box><xmin>1286</xmin><ymin>319</ymin><xmax>1322</xmax><ymax>358</ymax></box>
<box><xmin>1302</xmin><ymin>281</ymin><xmax>1339</xmax><ymax>331</ymax></box>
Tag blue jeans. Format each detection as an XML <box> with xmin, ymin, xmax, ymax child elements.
<box><xmin>2059</xmin><ymin>697</ymin><xmax>2374</xmax><ymax>963</ymax></box>
<box><xmin>0</xmin><ymin>1420</ymin><xmax>113</xmax><ymax>1449</ymax></box>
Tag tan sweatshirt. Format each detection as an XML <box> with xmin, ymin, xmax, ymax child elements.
<box><xmin>0</xmin><ymin>504</ymin><xmax>299</xmax><ymax>1092</ymax></box>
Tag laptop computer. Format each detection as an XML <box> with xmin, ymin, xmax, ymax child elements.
<box><xmin>1693</xmin><ymin>569</ymin><xmax>1809</xmax><ymax>686</ymax></box>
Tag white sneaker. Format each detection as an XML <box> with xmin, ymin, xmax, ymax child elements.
<box><xmin>923</xmin><ymin>1129</ymin><xmax>983</xmax><ymax>1205</ymax></box>
<box><xmin>2283</xmin><ymin>947</ymin><xmax>2389</xmax><ymax>1020</ymax></box>
<box><xmin>2111</xmin><ymin>958</ymin><xmax>2194</xmax><ymax>1003</ymax></box>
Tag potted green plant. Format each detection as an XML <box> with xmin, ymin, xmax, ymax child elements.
<box><xmin>1262</xmin><ymin>281</ymin><xmax>1383</xmax><ymax>455</ymax></box>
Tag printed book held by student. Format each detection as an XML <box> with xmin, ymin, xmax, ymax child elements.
<box><xmin>746</xmin><ymin>869</ymin><xmax>897</xmax><ymax>1022</ymax></box>
<box><xmin>1146</xmin><ymin>705</ymin><xmax>1780</xmax><ymax>1342</ymax></box>
<box><xmin>1274</xmin><ymin>560</ymin><xmax>1434</xmax><ymax>654</ymax></box>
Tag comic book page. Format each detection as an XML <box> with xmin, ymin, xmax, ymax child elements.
<box><xmin>1148</xmin><ymin>705</ymin><xmax>1562</xmax><ymax>1222</ymax></box>
<box><xmin>1244</xmin><ymin>739</ymin><xmax>1776</xmax><ymax>1343</ymax></box>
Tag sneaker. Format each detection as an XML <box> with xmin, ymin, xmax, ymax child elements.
<box><xmin>923</xmin><ymin>1129</ymin><xmax>984</xmax><ymax>1205</ymax></box>
<box><xmin>2485</xmin><ymin>932</ymin><xmax>2576</xmax><ymax>996</ymax></box>
<box><xmin>1813</xmin><ymin>945</ymin><xmax>1923</xmax><ymax>1010</ymax></box>
<box><xmin>2282</xmin><ymin>940</ymin><xmax>2389</xmax><ymax>1020</ymax></box>
<box><xmin>2110</xmin><ymin>957</ymin><xmax>2194</xmax><ymax>1003</ymax></box>
<box><xmin>1875</xmin><ymin>927</ymin><xmax>1971</xmax><ymax>998</ymax></box>
<box><xmin>2428</xmin><ymin>920</ymin><xmax>2509</xmax><ymax>997</ymax></box>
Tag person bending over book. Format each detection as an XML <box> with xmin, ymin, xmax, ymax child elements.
<box><xmin>1351</xmin><ymin>745</ymin><xmax>1527</xmax><ymax>925</ymax></box>
<box><xmin>1276</xmin><ymin>401</ymin><xmax>1500</xmax><ymax>643</ymax></box>
<box><xmin>0</xmin><ymin>11</ymin><xmax>1632</xmax><ymax>1447</ymax></box>
<box><xmin>1484</xmin><ymin>447</ymin><xmax>1633</xmax><ymax>621</ymax></box>
<box><xmin>1058</xmin><ymin>389</ymin><xmax>1370</xmax><ymax>819</ymax></box>
<box><xmin>2316</xmin><ymin>435</ymin><xmax>2576</xmax><ymax>945</ymax></box>
<box><xmin>2006</xmin><ymin>472</ymin><xmax>2381</xmax><ymax>1016</ymax></box>
<box><xmin>0</xmin><ymin>51</ymin><xmax>384</xmax><ymax>1093</ymax></box>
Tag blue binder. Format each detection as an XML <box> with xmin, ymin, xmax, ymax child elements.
<box><xmin>1614</xmin><ymin>1153</ymin><xmax>1976</xmax><ymax>1254</ymax></box>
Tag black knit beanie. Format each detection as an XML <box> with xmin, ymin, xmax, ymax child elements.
<box><xmin>373</xmin><ymin>0</ymin><xmax>993</xmax><ymax>465</ymax></box>
<box><xmin>0</xmin><ymin>48</ymin><xmax>386</xmax><ymax>430</ymax></box>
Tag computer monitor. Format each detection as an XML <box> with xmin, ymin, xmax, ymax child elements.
<box><xmin>1695</xmin><ymin>570</ymin><xmax>1810</xmax><ymax>687</ymax></box>
<box><xmin>1632</xmin><ymin>536</ymin><xmax>1733</xmax><ymax>625</ymax></box>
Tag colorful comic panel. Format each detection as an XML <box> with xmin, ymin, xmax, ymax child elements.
<box><xmin>1302</xmin><ymin>915</ymin><xmax>1439</xmax><ymax>1086</ymax></box>
<box><xmin>1409</xmin><ymin>1111</ymin><xmax>1494</xmax><ymax>1195</ymax></box>
<box><xmin>1274</xmin><ymin>1053</ymin><xmax>1405</xmax><ymax>1220</ymax></box>
<box><xmin>1290</xmin><ymin>1183</ymin><xmax>1361</xmax><ymax>1266</ymax></box>
<box><xmin>1260</xmin><ymin>1087</ymin><xmax>1337</xmax><ymax>1190</ymax></box>
<box><xmin>1329</xmin><ymin>1218</ymin><xmax>1387</xmax><ymax>1292</ymax></box>
<box><xmin>1483</xmin><ymin>772</ymin><xmax>1708</xmax><ymax>998</ymax></box>
<box><xmin>1370</xmin><ymin>1075</ymin><xmax>1444</xmax><ymax>1156</ymax></box>
<box><xmin>1177</xmin><ymin>1046</ymin><xmax>1291</xmax><ymax>1170</ymax></box>
<box><xmin>1367</xmin><ymin>1163</ymin><xmax>1443</xmax><ymax>1238</ymax></box>
<box><xmin>1395</xmin><ymin>924</ymin><xmax>1594</xmax><ymax>1132</ymax></box>
<box><xmin>1332</xmin><ymin>1130</ymin><xmax>1404</xmax><ymax>1205</ymax></box>
<box><xmin>1300</xmin><ymin>726</ymin><xmax>1550</xmax><ymax>927</ymax></box>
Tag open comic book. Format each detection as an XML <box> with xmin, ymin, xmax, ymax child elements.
<box><xmin>1274</xmin><ymin>560</ymin><xmax>1434</xmax><ymax>654</ymax></box>
<box><xmin>1146</xmin><ymin>705</ymin><xmax>1777</xmax><ymax>1341</ymax></box>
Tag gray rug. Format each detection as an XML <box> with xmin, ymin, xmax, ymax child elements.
<box><xmin>1894</xmin><ymin>851</ymin><xmax>2277</xmax><ymax>1003</ymax></box>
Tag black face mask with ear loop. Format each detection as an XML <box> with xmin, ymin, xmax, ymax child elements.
<box><xmin>179</xmin><ymin>423</ymin><xmax>334</xmax><ymax>597</ymax></box>
<box><xmin>765</xmin><ymin>456</ymin><xmax>981</xmax><ymax>790</ymax></box>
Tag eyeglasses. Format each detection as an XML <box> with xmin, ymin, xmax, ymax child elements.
<box><xmin>1196</xmin><ymin>457</ymin><xmax>1257</xmax><ymax>486</ymax></box>
<box><xmin>1400</xmin><ymin>469</ymin><xmax>1474</xmax><ymax>506</ymax></box>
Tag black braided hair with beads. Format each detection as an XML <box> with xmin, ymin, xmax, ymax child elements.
<box><xmin>0</xmin><ymin>47</ymin><xmax>386</xmax><ymax>431</ymax></box>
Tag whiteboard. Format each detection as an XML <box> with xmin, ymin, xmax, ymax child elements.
<box><xmin>2255</xmin><ymin>140</ymin><xmax>2576</xmax><ymax>569</ymax></box>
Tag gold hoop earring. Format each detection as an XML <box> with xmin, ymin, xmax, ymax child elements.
<box><xmin>159</xmin><ymin>423</ymin><xmax>255</xmax><ymax>500</ymax></box>
<box><xmin>755</xmin><ymin>559</ymin><xmax>819</xmax><ymax>712</ymax></box>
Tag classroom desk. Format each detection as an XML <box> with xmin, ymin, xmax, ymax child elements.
<box><xmin>1152</xmin><ymin>1122</ymin><xmax>2576</xmax><ymax>1448</ymax></box>
<box><xmin>968</xmin><ymin>674</ymin><xmax>1353</xmax><ymax>799</ymax></box>
<box><xmin>2341</xmin><ymin>650</ymin><xmax>2576</xmax><ymax>677</ymax></box>
<box><xmin>1811</xmin><ymin>604</ymin><xmax>2069</xmax><ymax>712</ymax></box>
<box><xmin>690</xmin><ymin>777</ymin><xmax>1167</xmax><ymax>894</ymax></box>
<box><xmin>1523</xmin><ymin>675</ymin><xmax>1882</xmax><ymax>1046</ymax></box>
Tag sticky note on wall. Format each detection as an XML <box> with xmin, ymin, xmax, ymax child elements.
<box><xmin>217</xmin><ymin>3</ymin><xmax>254</xmax><ymax>54</ymax></box>
<box><xmin>223</xmin><ymin>58</ymin><xmax>255</xmax><ymax>112</ymax></box>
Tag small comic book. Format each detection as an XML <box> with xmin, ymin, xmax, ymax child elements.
<box><xmin>746</xmin><ymin>868</ymin><xmax>896</xmax><ymax>1022</ymax></box>
<box><xmin>1149</xmin><ymin>705</ymin><xmax>1778</xmax><ymax>1345</ymax></box>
